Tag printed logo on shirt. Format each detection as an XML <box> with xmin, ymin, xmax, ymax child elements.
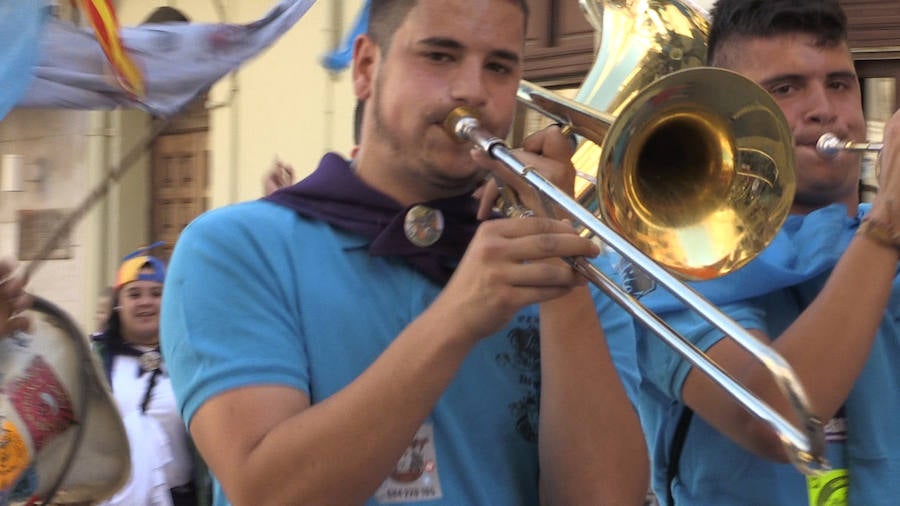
<box><xmin>375</xmin><ymin>423</ymin><xmax>443</xmax><ymax>503</ymax></box>
<box><xmin>615</xmin><ymin>257</ymin><xmax>656</xmax><ymax>299</ymax></box>
<box><xmin>807</xmin><ymin>469</ymin><xmax>848</xmax><ymax>506</ymax></box>
<box><xmin>807</xmin><ymin>410</ymin><xmax>849</xmax><ymax>506</ymax></box>
<box><xmin>6</xmin><ymin>356</ymin><xmax>76</xmax><ymax>452</ymax></box>
<box><xmin>495</xmin><ymin>314</ymin><xmax>541</xmax><ymax>443</ymax></box>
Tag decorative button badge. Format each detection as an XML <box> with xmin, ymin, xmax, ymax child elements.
<box><xmin>140</xmin><ymin>350</ymin><xmax>162</xmax><ymax>373</ymax></box>
<box><xmin>404</xmin><ymin>205</ymin><xmax>444</xmax><ymax>247</ymax></box>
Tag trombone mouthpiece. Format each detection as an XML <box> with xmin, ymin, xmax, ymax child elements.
<box><xmin>815</xmin><ymin>133</ymin><xmax>883</xmax><ymax>158</ymax></box>
<box><xmin>443</xmin><ymin>106</ymin><xmax>480</xmax><ymax>141</ymax></box>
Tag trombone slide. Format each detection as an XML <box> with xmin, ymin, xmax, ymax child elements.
<box><xmin>445</xmin><ymin>105</ymin><xmax>828</xmax><ymax>475</ymax></box>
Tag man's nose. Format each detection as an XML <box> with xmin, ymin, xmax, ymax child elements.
<box><xmin>803</xmin><ymin>84</ymin><xmax>838</xmax><ymax>125</ymax></box>
<box><xmin>449</xmin><ymin>60</ymin><xmax>489</xmax><ymax>107</ymax></box>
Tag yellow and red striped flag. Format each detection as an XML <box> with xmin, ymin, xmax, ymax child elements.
<box><xmin>76</xmin><ymin>0</ymin><xmax>145</xmax><ymax>99</ymax></box>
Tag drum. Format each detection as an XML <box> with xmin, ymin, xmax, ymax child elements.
<box><xmin>0</xmin><ymin>296</ymin><xmax>129</xmax><ymax>505</ymax></box>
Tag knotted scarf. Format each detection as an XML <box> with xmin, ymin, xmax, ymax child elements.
<box><xmin>264</xmin><ymin>153</ymin><xmax>483</xmax><ymax>284</ymax></box>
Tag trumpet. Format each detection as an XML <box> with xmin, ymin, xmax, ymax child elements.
<box><xmin>817</xmin><ymin>133</ymin><xmax>884</xmax><ymax>158</ymax></box>
<box><xmin>445</xmin><ymin>67</ymin><xmax>828</xmax><ymax>474</ymax></box>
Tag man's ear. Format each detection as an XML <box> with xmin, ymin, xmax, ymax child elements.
<box><xmin>352</xmin><ymin>34</ymin><xmax>379</xmax><ymax>100</ymax></box>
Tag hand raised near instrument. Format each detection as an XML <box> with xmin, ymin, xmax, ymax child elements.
<box><xmin>473</xmin><ymin>124</ymin><xmax>577</xmax><ymax>220</ymax></box>
<box><xmin>437</xmin><ymin>217</ymin><xmax>597</xmax><ymax>340</ymax></box>
<box><xmin>875</xmin><ymin>110</ymin><xmax>900</xmax><ymax>198</ymax></box>
<box><xmin>865</xmin><ymin>108</ymin><xmax>900</xmax><ymax>247</ymax></box>
<box><xmin>262</xmin><ymin>157</ymin><xmax>295</xmax><ymax>196</ymax></box>
<box><xmin>0</xmin><ymin>259</ymin><xmax>32</xmax><ymax>336</ymax></box>
<box><xmin>435</xmin><ymin>125</ymin><xmax>597</xmax><ymax>341</ymax></box>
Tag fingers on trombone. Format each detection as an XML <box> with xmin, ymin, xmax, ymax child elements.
<box><xmin>495</xmin><ymin>217</ymin><xmax>599</xmax><ymax>258</ymax></box>
<box><xmin>474</xmin><ymin>176</ymin><xmax>501</xmax><ymax>220</ymax></box>
<box><xmin>512</xmin><ymin>261</ymin><xmax>589</xmax><ymax>290</ymax></box>
<box><xmin>510</xmin><ymin>147</ymin><xmax>577</xmax><ymax>195</ymax></box>
<box><xmin>522</xmin><ymin>123</ymin><xmax>577</xmax><ymax>159</ymax></box>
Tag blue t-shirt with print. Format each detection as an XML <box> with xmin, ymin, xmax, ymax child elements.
<box><xmin>628</xmin><ymin>203</ymin><xmax>900</xmax><ymax>505</ymax></box>
<box><xmin>162</xmin><ymin>199</ymin><xmax>548</xmax><ymax>506</ymax></box>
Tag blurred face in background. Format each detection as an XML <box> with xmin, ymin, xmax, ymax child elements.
<box><xmin>117</xmin><ymin>269</ymin><xmax>163</xmax><ymax>346</ymax></box>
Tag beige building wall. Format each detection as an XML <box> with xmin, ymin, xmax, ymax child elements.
<box><xmin>0</xmin><ymin>0</ymin><xmax>363</xmax><ymax>333</ymax></box>
<box><xmin>113</xmin><ymin>0</ymin><xmax>363</xmax><ymax>205</ymax></box>
<box><xmin>0</xmin><ymin>109</ymin><xmax>93</xmax><ymax>323</ymax></box>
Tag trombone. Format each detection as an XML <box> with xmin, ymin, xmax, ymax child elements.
<box><xmin>445</xmin><ymin>67</ymin><xmax>828</xmax><ymax>474</ymax></box>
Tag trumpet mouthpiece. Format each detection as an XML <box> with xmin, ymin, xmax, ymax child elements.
<box><xmin>816</xmin><ymin>133</ymin><xmax>843</xmax><ymax>158</ymax></box>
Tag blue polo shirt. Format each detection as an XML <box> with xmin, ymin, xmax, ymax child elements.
<box><xmin>631</xmin><ymin>203</ymin><xmax>900</xmax><ymax>505</ymax></box>
<box><xmin>161</xmin><ymin>199</ymin><xmax>548</xmax><ymax>506</ymax></box>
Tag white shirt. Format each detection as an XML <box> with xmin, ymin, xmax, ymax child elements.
<box><xmin>98</xmin><ymin>352</ymin><xmax>193</xmax><ymax>506</ymax></box>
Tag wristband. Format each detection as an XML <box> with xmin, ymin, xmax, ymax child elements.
<box><xmin>857</xmin><ymin>213</ymin><xmax>900</xmax><ymax>252</ymax></box>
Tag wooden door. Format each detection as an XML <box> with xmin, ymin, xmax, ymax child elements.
<box><xmin>151</xmin><ymin>130</ymin><xmax>208</xmax><ymax>261</ymax></box>
<box><xmin>524</xmin><ymin>0</ymin><xmax>595</xmax><ymax>86</ymax></box>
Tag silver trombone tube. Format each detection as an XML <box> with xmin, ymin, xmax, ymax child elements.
<box><xmin>817</xmin><ymin>133</ymin><xmax>884</xmax><ymax>158</ymax></box>
<box><xmin>446</xmin><ymin>107</ymin><xmax>828</xmax><ymax>475</ymax></box>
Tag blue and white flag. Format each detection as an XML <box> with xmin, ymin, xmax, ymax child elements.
<box><xmin>17</xmin><ymin>0</ymin><xmax>317</xmax><ymax>117</ymax></box>
<box><xmin>320</xmin><ymin>0</ymin><xmax>369</xmax><ymax>72</ymax></box>
<box><xmin>0</xmin><ymin>1</ymin><xmax>50</xmax><ymax>120</ymax></box>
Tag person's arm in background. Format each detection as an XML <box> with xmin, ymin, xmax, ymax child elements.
<box><xmin>0</xmin><ymin>259</ymin><xmax>32</xmax><ymax>336</ymax></box>
<box><xmin>262</xmin><ymin>158</ymin><xmax>294</xmax><ymax>196</ymax></box>
<box><xmin>682</xmin><ymin>109</ymin><xmax>900</xmax><ymax>461</ymax></box>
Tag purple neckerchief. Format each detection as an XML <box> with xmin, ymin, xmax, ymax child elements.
<box><xmin>264</xmin><ymin>152</ymin><xmax>482</xmax><ymax>284</ymax></box>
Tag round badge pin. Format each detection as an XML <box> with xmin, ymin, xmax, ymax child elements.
<box><xmin>140</xmin><ymin>350</ymin><xmax>162</xmax><ymax>373</ymax></box>
<box><xmin>404</xmin><ymin>205</ymin><xmax>444</xmax><ymax>247</ymax></box>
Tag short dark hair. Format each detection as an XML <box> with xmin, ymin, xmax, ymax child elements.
<box><xmin>707</xmin><ymin>0</ymin><xmax>848</xmax><ymax>66</ymax></box>
<box><xmin>353</xmin><ymin>99</ymin><xmax>364</xmax><ymax>145</ymax></box>
<box><xmin>368</xmin><ymin>0</ymin><xmax>529</xmax><ymax>52</ymax></box>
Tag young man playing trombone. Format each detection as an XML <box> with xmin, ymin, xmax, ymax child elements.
<box><xmin>160</xmin><ymin>1</ymin><xmax>648</xmax><ymax>504</ymax></box>
<box><xmin>627</xmin><ymin>1</ymin><xmax>900</xmax><ymax>504</ymax></box>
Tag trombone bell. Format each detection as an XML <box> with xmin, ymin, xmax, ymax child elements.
<box><xmin>445</xmin><ymin>69</ymin><xmax>826</xmax><ymax>471</ymax></box>
<box><xmin>599</xmin><ymin>67</ymin><xmax>796</xmax><ymax>280</ymax></box>
<box><xmin>518</xmin><ymin>68</ymin><xmax>796</xmax><ymax>281</ymax></box>
<box><xmin>489</xmin><ymin>0</ymin><xmax>822</xmax><ymax>474</ymax></box>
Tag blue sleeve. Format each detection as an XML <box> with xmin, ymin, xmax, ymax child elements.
<box><xmin>892</xmin><ymin>270</ymin><xmax>900</xmax><ymax>327</ymax></box>
<box><xmin>636</xmin><ymin>298</ymin><xmax>768</xmax><ymax>403</ymax></box>
<box><xmin>160</xmin><ymin>202</ymin><xmax>310</xmax><ymax>425</ymax></box>
<box><xmin>588</xmin><ymin>255</ymin><xmax>641</xmax><ymax>406</ymax></box>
